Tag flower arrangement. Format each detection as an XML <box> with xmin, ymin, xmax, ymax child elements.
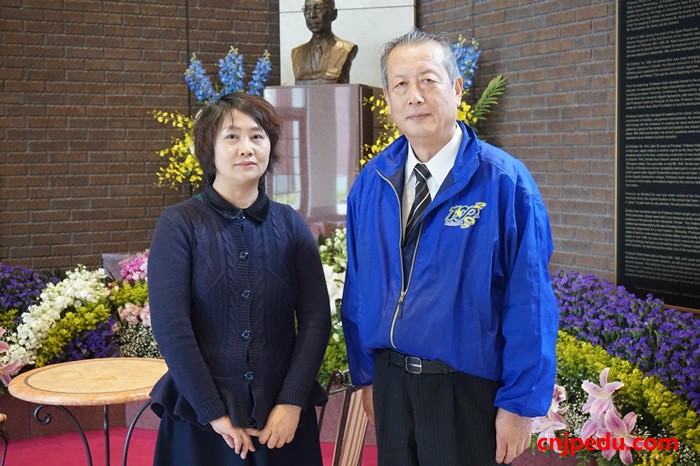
<box><xmin>0</xmin><ymin>256</ymin><xmax>162</xmax><ymax>394</ymax></box>
<box><xmin>526</xmin><ymin>270</ymin><xmax>700</xmax><ymax>465</ymax></box>
<box><xmin>361</xmin><ymin>35</ymin><xmax>506</xmax><ymax>166</ymax></box>
<box><xmin>0</xmin><ymin>263</ymin><xmax>58</xmax><ymax>333</ymax></box>
<box><xmin>118</xmin><ymin>248</ymin><xmax>148</xmax><ymax>283</ymax></box>
<box><xmin>553</xmin><ymin>270</ymin><xmax>699</xmax><ymax>414</ymax></box>
<box><xmin>110</xmin><ymin>250</ymin><xmax>160</xmax><ymax>359</ymax></box>
<box><xmin>1</xmin><ymin>265</ymin><xmax>112</xmax><ymax>370</ymax></box>
<box><xmin>531</xmin><ymin>332</ymin><xmax>699</xmax><ymax>465</ymax></box>
<box><xmin>154</xmin><ymin>47</ymin><xmax>272</xmax><ymax>191</ymax></box>
<box><xmin>318</xmin><ymin>227</ymin><xmax>349</xmax><ymax>385</ymax></box>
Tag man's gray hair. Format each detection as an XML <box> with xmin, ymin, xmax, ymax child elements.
<box><xmin>380</xmin><ymin>28</ymin><xmax>459</xmax><ymax>89</ymax></box>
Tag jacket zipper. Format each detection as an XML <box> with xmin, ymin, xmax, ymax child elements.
<box><xmin>377</xmin><ymin>170</ymin><xmax>423</xmax><ymax>349</ymax></box>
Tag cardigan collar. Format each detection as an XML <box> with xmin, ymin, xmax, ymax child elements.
<box><xmin>198</xmin><ymin>186</ymin><xmax>270</xmax><ymax>224</ymax></box>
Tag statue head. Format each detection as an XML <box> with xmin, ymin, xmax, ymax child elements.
<box><xmin>293</xmin><ymin>0</ymin><xmax>357</xmax><ymax>84</ymax></box>
<box><xmin>302</xmin><ymin>0</ymin><xmax>337</xmax><ymax>36</ymax></box>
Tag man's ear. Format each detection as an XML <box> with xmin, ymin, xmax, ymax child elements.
<box><xmin>330</xmin><ymin>9</ymin><xmax>338</xmax><ymax>21</ymax></box>
<box><xmin>453</xmin><ymin>76</ymin><xmax>463</xmax><ymax>106</ymax></box>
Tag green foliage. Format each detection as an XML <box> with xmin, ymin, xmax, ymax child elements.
<box><xmin>109</xmin><ymin>281</ymin><xmax>149</xmax><ymax>307</ymax></box>
<box><xmin>318</xmin><ymin>304</ymin><xmax>347</xmax><ymax>386</ymax></box>
<box><xmin>0</xmin><ymin>309</ymin><xmax>19</xmax><ymax>334</ymax></box>
<box><xmin>471</xmin><ymin>74</ymin><xmax>507</xmax><ymax>123</ymax></box>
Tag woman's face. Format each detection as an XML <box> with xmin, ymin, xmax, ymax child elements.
<box><xmin>212</xmin><ymin>109</ymin><xmax>271</xmax><ymax>190</ymax></box>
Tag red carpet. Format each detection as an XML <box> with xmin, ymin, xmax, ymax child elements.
<box><xmin>4</xmin><ymin>427</ymin><xmax>378</xmax><ymax>465</ymax></box>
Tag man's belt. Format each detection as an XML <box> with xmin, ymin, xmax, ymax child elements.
<box><xmin>382</xmin><ymin>349</ymin><xmax>456</xmax><ymax>375</ymax></box>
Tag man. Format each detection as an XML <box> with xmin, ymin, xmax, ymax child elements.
<box><xmin>291</xmin><ymin>0</ymin><xmax>358</xmax><ymax>84</ymax></box>
<box><xmin>340</xmin><ymin>28</ymin><xmax>559</xmax><ymax>465</ymax></box>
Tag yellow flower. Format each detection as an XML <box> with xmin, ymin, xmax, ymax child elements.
<box><xmin>152</xmin><ymin>110</ymin><xmax>201</xmax><ymax>190</ymax></box>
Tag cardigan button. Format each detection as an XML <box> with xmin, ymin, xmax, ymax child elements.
<box><xmin>239</xmin><ymin>251</ymin><xmax>249</xmax><ymax>260</ymax></box>
<box><xmin>241</xmin><ymin>330</ymin><xmax>252</xmax><ymax>340</ymax></box>
<box><xmin>244</xmin><ymin>371</ymin><xmax>254</xmax><ymax>381</ymax></box>
<box><xmin>241</xmin><ymin>289</ymin><xmax>251</xmax><ymax>299</ymax></box>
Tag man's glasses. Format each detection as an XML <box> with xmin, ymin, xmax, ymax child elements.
<box><xmin>302</xmin><ymin>5</ymin><xmax>330</xmax><ymax>16</ymax></box>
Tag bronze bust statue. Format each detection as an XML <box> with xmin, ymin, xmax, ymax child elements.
<box><xmin>292</xmin><ymin>0</ymin><xmax>358</xmax><ymax>84</ymax></box>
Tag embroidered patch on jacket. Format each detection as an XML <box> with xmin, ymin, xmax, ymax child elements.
<box><xmin>444</xmin><ymin>202</ymin><xmax>487</xmax><ymax>229</ymax></box>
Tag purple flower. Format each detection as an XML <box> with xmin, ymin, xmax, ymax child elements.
<box><xmin>0</xmin><ymin>263</ymin><xmax>58</xmax><ymax>312</ymax></box>
<box><xmin>48</xmin><ymin>318</ymin><xmax>119</xmax><ymax>365</ymax></box>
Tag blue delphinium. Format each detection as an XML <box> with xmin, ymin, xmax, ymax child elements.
<box><xmin>218</xmin><ymin>47</ymin><xmax>245</xmax><ymax>96</ymax></box>
<box><xmin>184</xmin><ymin>48</ymin><xmax>271</xmax><ymax>103</ymax></box>
<box><xmin>553</xmin><ymin>269</ymin><xmax>700</xmax><ymax>413</ymax></box>
<box><xmin>185</xmin><ymin>54</ymin><xmax>217</xmax><ymax>103</ymax></box>
<box><xmin>247</xmin><ymin>50</ymin><xmax>272</xmax><ymax>96</ymax></box>
<box><xmin>452</xmin><ymin>36</ymin><xmax>482</xmax><ymax>92</ymax></box>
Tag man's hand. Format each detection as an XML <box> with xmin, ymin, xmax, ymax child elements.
<box><xmin>495</xmin><ymin>408</ymin><xmax>532</xmax><ymax>464</ymax></box>
<box><xmin>257</xmin><ymin>404</ymin><xmax>302</xmax><ymax>449</ymax></box>
<box><xmin>210</xmin><ymin>415</ymin><xmax>256</xmax><ymax>459</ymax></box>
<box><xmin>361</xmin><ymin>385</ymin><xmax>375</xmax><ymax>426</ymax></box>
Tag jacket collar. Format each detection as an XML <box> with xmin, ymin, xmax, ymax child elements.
<box><xmin>374</xmin><ymin>121</ymin><xmax>480</xmax><ymax>201</ymax></box>
<box><xmin>197</xmin><ymin>186</ymin><xmax>270</xmax><ymax>224</ymax></box>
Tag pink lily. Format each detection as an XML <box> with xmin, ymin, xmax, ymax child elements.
<box><xmin>601</xmin><ymin>409</ymin><xmax>637</xmax><ymax>465</ymax></box>
<box><xmin>580</xmin><ymin>417</ymin><xmax>604</xmax><ymax>441</ymax></box>
<box><xmin>531</xmin><ymin>385</ymin><xmax>569</xmax><ymax>452</ymax></box>
<box><xmin>551</xmin><ymin>384</ymin><xmax>567</xmax><ymax>412</ymax></box>
<box><xmin>582</xmin><ymin>367</ymin><xmax>624</xmax><ymax>422</ymax></box>
<box><xmin>531</xmin><ymin>411</ymin><xmax>568</xmax><ymax>445</ymax></box>
<box><xmin>0</xmin><ymin>359</ymin><xmax>22</xmax><ymax>386</ymax></box>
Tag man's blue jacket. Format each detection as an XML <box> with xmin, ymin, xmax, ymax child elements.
<box><xmin>340</xmin><ymin>122</ymin><xmax>559</xmax><ymax>417</ymax></box>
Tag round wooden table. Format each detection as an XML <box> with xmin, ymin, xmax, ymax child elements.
<box><xmin>9</xmin><ymin>357</ymin><xmax>167</xmax><ymax>466</ymax></box>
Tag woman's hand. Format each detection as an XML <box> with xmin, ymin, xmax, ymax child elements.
<box><xmin>210</xmin><ymin>415</ymin><xmax>256</xmax><ymax>459</ymax></box>
<box><xmin>257</xmin><ymin>404</ymin><xmax>302</xmax><ymax>449</ymax></box>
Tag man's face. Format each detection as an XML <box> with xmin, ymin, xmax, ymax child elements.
<box><xmin>383</xmin><ymin>41</ymin><xmax>463</xmax><ymax>156</ymax></box>
<box><xmin>303</xmin><ymin>0</ymin><xmax>335</xmax><ymax>34</ymax></box>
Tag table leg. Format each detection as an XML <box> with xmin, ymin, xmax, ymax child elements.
<box><xmin>104</xmin><ymin>405</ymin><xmax>110</xmax><ymax>466</ymax></box>
<box><xmin>122</xmin><ymin>400</ymin><xmax>152</xmax><ymax>466</ymax></box>
<box><xmin>34</xmin><ymin>405</ymin><xmax>93</xmax><ymax>466</ymax></box>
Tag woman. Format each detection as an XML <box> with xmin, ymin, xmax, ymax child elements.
<box><xmin>148</xmin><ymin>93</ymin><xmax>331</xmax><ymax>465</ymax></box>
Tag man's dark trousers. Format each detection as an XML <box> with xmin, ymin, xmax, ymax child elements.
<box><xmin>373</xmin><ymin>350</ymin><xmax>508</xmax><ymax>466</ymax></box>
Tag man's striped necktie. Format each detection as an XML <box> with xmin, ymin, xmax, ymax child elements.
<box><xmin>405</xmin><ymin>163</ymin><xmax>432</xmax><ymax>242</ymax></box>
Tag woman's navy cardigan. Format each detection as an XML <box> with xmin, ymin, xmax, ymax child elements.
<box><xmin>148</xmin><ymin>187</ymin><xmax>331</xmax><ymax>429</ymax></box>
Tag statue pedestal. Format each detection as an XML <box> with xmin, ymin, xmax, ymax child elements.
<box><xmin>264</xmin><ymin>84</ymin><xmax>382</xmax><ymax>237</ymax></box>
